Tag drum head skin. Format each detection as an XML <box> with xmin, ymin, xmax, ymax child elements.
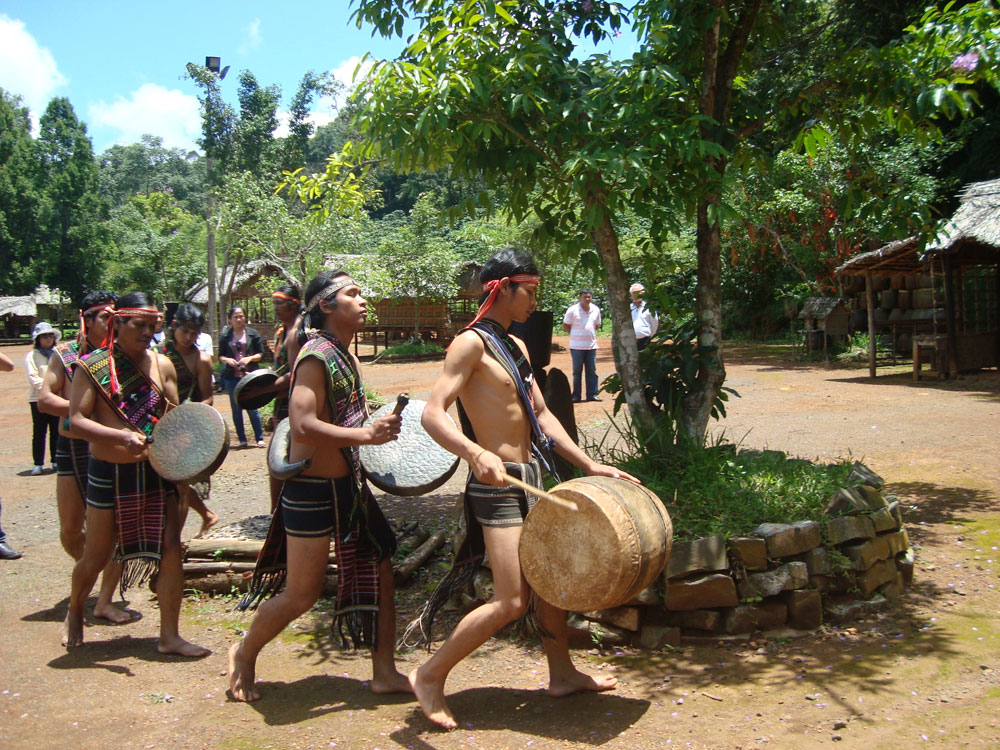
<box><xmin>361</xmin><ymin>399</ymin><xmax>460</xmax><ymax>497</ymax></box>
<box><xmin>234</xmin><ymin>369</ymin><xmax>280</xmax><ymax>410</ymax></box>
<box><xmin>149</xmin><ymin>402</ymin><xmax>229</xmax><ymax>484</ymax></box>
<box><xmin>519</xmin><ymin>476</ymin><xmax>673</xmax><ymax>612</ymax></box>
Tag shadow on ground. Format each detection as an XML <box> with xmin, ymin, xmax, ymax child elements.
<box><xmin>890</xmin><ymin>481</ymin><xmax>997</xmax><ymax>526</ymax></box>
<box><xmin>47</xmin><ymin>635</ymin><xmax>209</xmax><ymax>674</ymax></box>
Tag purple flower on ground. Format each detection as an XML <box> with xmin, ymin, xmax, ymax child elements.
<box><xmin>582</xmin><ymin>0</ymin><xmax>593</xmax><ymax>11</ymax></box>
<box><xmin>952</xmin><ymin>52</ymin><xmax>979</xmax><ymax>73</ymax></box>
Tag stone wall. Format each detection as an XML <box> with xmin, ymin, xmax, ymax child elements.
<box><xmin>566</xmin><ymin>462</ymin><xmax>914</xmax><ymax>650</ymax></box>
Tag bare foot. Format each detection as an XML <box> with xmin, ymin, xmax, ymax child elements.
<box><xmin>371</xmin><ymin>670</ymin><xmax>415</xmax><ymax>695</ymax></box>
<box><xmin>93</xmin><ymin>602</ymin><xmax>132</xmax><ymax>624</ymax></box>
<box><xmin>409</xmin><ymin>666</ymin><xmax>456</xmax><ymax>730</ymax></box>
<box><xmin>548</xmin><ymin>669</ymin><xmax>618</xmax><ymax>698</ymax></box>
<box><xmin>194</xmin><ymin>510</ymin><xmax>220</xmax><ymax>540</ymax></box>
<box><xmin>228</xmin><ymin>642</ymin><xmax>260</xmax><ymax>702</ymax></box>
<box><xmin>62</xmin><ymin>611</ymin><xmax>84</xmax><ymax>648</ymax></box>
<box><xmin>157</xmin><ymin>635</ymin><xmax>211</xmax><ymax>658</ymax></box>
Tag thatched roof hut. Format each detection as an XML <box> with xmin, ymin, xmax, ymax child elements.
<box><xmin>184</xmin><ymin>259</ymin><xmax>293</xmax><ymax>305</ymax></box>
<box><xmin>835</xmin><ymin>179</ymin><xmax>1000</xmax><ymax>378</ymax></box>
<box><xmin>926</xmin><ymin>178</ymin><xmax>1000</xmax><ymax>260</ymax></box>
<box><xmin>0</xmin><ymin>285</ymin><xmax>70</xmax><ymax>338</ymax></box>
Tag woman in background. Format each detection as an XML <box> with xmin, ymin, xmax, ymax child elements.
<box><xmin>26</xmin><ymin>322</ymin><xmax>61</xmax><ymax>474</ymax></box>
<box><xmin>218</xmin><ymin>306</ymin><xmax>265</xmax><ymax>448</ymax></box>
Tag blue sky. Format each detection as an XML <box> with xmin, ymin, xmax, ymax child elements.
<box><xmin>0</xmin><ymin>2</ymin><xmax>416</xmax><ymax>153</ymax></box>
<box><xmin>0</xmin><ymin>2</ymin><xmax>633</xmax><ymax>156</ymax></box>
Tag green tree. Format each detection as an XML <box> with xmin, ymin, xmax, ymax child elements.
<box><xmin>232</xmin><ymin>70</ymin><xmax>282</xmax><ymax>177</ymax></box>
<box><xmin>284</xmin><ymin>72</ymin><xmax>342</xmax><ymax>172</ymax></box>
<box><xmin>98</xmin><ymin>135</ymin><xmax>205</xmax><ymax>214</ymax></box>
<box><xmin>35</xmin><ymin>97</ymin><xmax>107</xmax><ymax>303</ymax></box>
<box><xmin>104</xmin><ymin>191</ymin><xmax>205</xmax><ymax>303</ymax></box>
<box><xmin>346</xmin><ymin>0</ymin><xmax>998</xmax><ymax>443</ymax></box>
<box><xmin>0</xmin><ymin>89</ymin><xmax>43</xmax><ymax>294</ymax></box>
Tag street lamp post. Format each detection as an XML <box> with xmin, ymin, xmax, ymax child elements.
<box><xmin>200</xmin><ymin>56</ymin><xmax>228</xmax><ymax>345</ymax></box>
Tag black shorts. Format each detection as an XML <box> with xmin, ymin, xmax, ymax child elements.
<box><xmin>280</xmin><ymin>475</ymin><xmax>396</xmax><ymax>556</ymax></box>
<box><xmin>55</xmin><ymin>435</ymin><xmax>90</xmax><ymax>498</ymax></box>
<box><xmin>465</xmin><ymin>460</ymin><xmax>542</xmax><ymax>527</ymax></box>
<box><xmin>85</xmin><ymin>456</ymin><xmax>176</xmax><ymax>511</ymax></box>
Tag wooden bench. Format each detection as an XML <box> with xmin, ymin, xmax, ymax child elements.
<box><xmin>912</xmin><ymin>334</ymin><xmax>947</xmax><ymax>381</ymax></box>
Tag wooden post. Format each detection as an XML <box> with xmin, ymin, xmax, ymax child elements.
<box><xmin>944</xmin><ymin>255</ymin><xmax>959</xmax><ymax>377</ymax></box>
<box><xmin>865</xmin><ymin>271</ymin><xmax>877</xmax><ymax>378</ymax></box>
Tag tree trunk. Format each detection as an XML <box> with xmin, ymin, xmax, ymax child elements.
<box><xmin>206</xmin><ymin>161</ymin><xmax>220</xmax><ymax>343</ymax></box>
<box><xmin>681</xmin><ymin>199</ymin><xmax>727</xmax><ymax>442</ymax></box>
<box><xmin>587</xmin><ymin>190</ymin><xmax>657</xmax><ymax>439</ymax></box>
<box><xmin>679</xmin><ymin>2</ymin><xmax>728</xmax><ymax>444</ymax></box>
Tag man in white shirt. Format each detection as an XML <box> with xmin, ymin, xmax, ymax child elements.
<box><xmin>562</xmin><ymin>289</ymin><xmax>602</xmax><ymax>402</ymax></box>
<box><xmin>630</xmin><ymin>283</ymin><xmax>659</xmax><ymax>351</ymax></box>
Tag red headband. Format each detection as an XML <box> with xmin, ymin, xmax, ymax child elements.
<box><xmin>102</xmin><ymin>308</ymin><xmax>162</xmax><ymax>396</ymax></box>
<box><xmin>77</xmin><ymin>303</ymin><xmax>115</xmax><ymax>348</ymax></box>
<box><xmin>272</xmin><ymin>291</ymin><xmax>300</xmax><ymax>304</ymax></box>
<box><xmin>467</xmin><ymin>274</ymin><xmax>540</xmax><ymax>327</ymax></box>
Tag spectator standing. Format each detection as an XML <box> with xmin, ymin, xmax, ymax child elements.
<box><xmin>629</xmin><ymin>283</ymin><xmax>659</xmax><ymax>351</ymax></box>
<box><xmin>562</xmin><ymin>289</ymin><xmax>602</xmax><ymax>402</ymax></box>
<box><xmin>195</xmin><ymin>331</ymin><xmax>214</xmax><ymax>359</ymax></box>
<box><xmin>218</xmin><ymin>306</ymin><xmax>266</xmax><ymax>447</ymax></box>
<box><xmin>26</xmin><ymin>322</ymin><xmax>61</xmax><ymax>474</ymax></box>
<box><xmin>149</xmin><ymin>315</ymin><xmax>165</xmax><ymax>347</ymax></box>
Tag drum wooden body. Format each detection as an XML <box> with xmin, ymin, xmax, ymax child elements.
<box><xmin>148</xmin><ymin>402</ymin><xmax>229</xmax><ymax>484</ymax></box>
<box><xmin>519</xmin><ymin>476</ymin><xmax>673</xmax><ymax>612</ymax></box>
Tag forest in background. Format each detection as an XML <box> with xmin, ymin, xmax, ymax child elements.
<box><xmin>1</xmin><ymin>0</ymin><xmax>997</xmax><ymax>343</ymax></box>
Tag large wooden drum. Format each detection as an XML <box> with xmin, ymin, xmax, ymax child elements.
<box><xmin>519</xmin><ymin>476</ymin><xmax>673</xmax><ymax>612</ymax></box>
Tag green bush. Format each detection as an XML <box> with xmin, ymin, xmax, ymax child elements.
<box><xmin>589</xmin><ymin>428</ymin><xmax>852</xmax><ymax>542</ymax></box>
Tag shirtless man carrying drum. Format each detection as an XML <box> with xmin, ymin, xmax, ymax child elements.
<box><xmin>413</xmin><ymin>247</ymin><xmax>638</xmax><ymax>729</ymax></box>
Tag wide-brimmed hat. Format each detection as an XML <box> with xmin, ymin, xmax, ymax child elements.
<box><xmin>31</xmin><ymin>321</ymin><xmax>61</xmax><ymax>344</ymax></box>
<box><xmin>629</xmin><ymin>283</ymin><xmax>645</xmax><ymax>294</ymax></box>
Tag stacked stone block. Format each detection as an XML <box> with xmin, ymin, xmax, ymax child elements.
<box><xmin>567</xmin><ymin>461</ymin><xmax>914</xmax><ymax>647</ymax></box>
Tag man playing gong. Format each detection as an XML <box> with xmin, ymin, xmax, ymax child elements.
<box><xmin>62</xmin><ymin>291</ymin><xmax>209</xmax><ymax>657</ymax></box>
<box><xmin>413</xmin><ymin>247</ymin><xmax>638</xmax><ymax>729</ymax></box>
<box><xmin>158</xmin><ymin>303</ymin><xmax>220</xmax><ymax>538</ymax></box>
<box><xmin>228</xmin><ymin>270</ymin><xmax>409</xmax><ymax>702</ymax></box>
<box><xmin>268</xmin><ymin>283</ymin><xmax>304</xmax><ymax>511</ymax></box>
<box><xmin>39</xmin><ymin>290</ymin><xmax>129</xmax><ymax>622</ymax></box>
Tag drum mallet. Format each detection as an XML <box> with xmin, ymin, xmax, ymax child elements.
<box><xmin>392</xmin><ymin>392</ymin><xmax>409</xmax><ymax>416</ymax></box>
<box><xmin>501</xmin><ymin>472</ymin><xmax>578</xmax><ymax>512</ymax></box>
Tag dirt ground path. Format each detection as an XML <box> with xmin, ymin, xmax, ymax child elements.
<box><xmin>1</xmin><ymin>338</ymin><xmax>999</xmax><ymax>749</ymax></box>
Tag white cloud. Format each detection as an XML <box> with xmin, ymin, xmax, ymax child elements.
<box><xmin>273</xmin><ymin>108</ymin><xmax>337</xmax><ymax>140</ymax></box>
<box><xmin>88</xmin><ymin>83</ymin><xmax>202</xmax><ymax>151</ymax></box>
<box><xmin>239</xmin><ymin>18</ymin><xmax>263</xmax><ymax>56</ymax></box>
<box><xmin>330</xmin><ymin>56</ymin><xmax>373</xmax><ymax>93</ymax></box>
<box><xmin>272</xmin><ymin>57</ymin><xmax>372</xmax><ymax>141</ymax></box>
<box><xmin>0</xmin><ymin>15</ymin><xmax>68</xmax><ymax>128</ymax></box>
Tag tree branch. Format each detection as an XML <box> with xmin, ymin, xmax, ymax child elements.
<box><xmin>716</xmin><ymin>0</ymin><xmax>763</xmax><ymax>124</ymax></box>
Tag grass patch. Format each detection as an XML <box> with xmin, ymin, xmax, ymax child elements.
<box><xmin>591</xmin><ymin>429</ymin><xmax>853</xmax><ymax>541</ymax></box>
<box><xmin>376</xmin><ymin>340</ymin><xmax>445</xmax><ymax>360</ymax></box>
<box><xmin>835</xmin><ymin>332</ymin><xmax>894</xmax><ymax>363</ymax></box>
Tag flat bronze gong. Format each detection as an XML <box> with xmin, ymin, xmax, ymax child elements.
<box><xmin>360</xmin><ymin>398</ymin><xmax>460</xmax><ymax>497</ymax></box>
<box><xmin>148</xmin><ymin>402</ymin><xmax>229</xmax><ymax>484</ymax></box>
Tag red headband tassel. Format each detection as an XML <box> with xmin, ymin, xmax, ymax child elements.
<box><xmin>467</xmin><ymin>274</ymin><xmax>540</xmax><ymax>328</ymax></box>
